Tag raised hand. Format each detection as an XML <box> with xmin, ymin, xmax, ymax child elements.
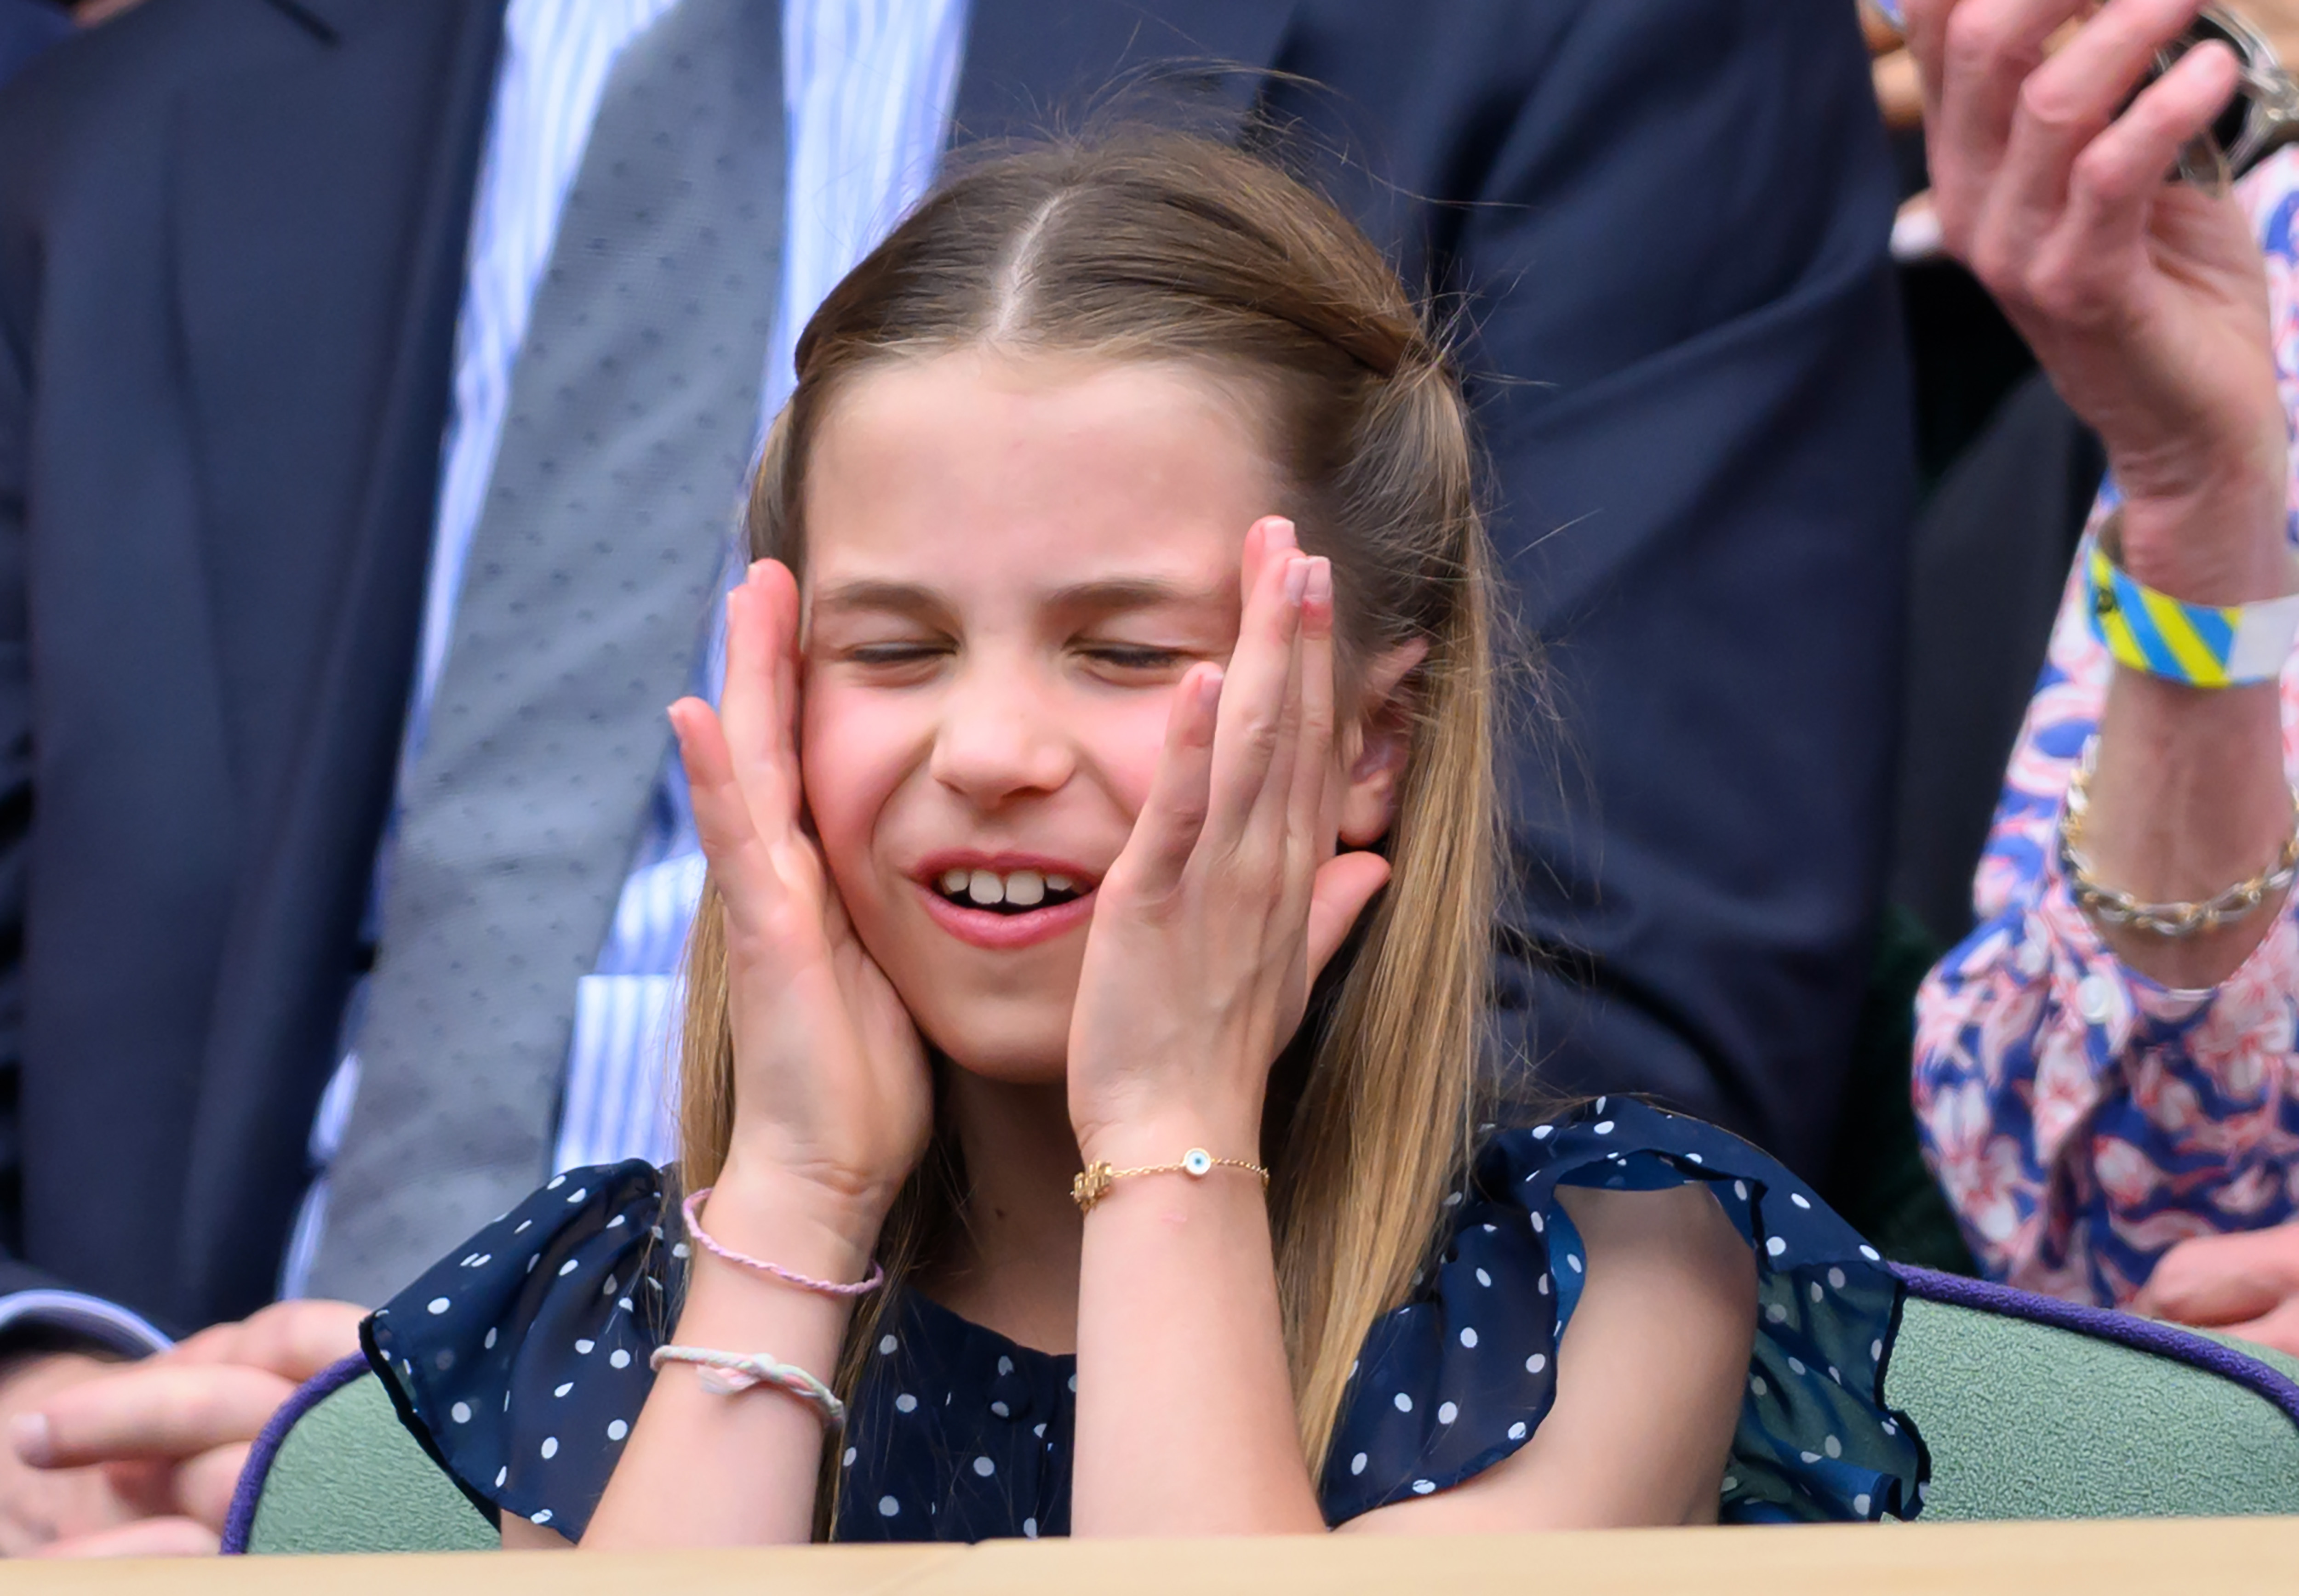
<box><xmin>1904</xmin><ymin>0</ymin><xmax>2287</xmax><ymax>595</ymax></box>
<box><xmin>670</xmin><ymin>560</ymin><xmax>930</xmax><ymax>1240</ymax></box>
<box><xmin>1065</xmin><ymin>517</ymin><xmax>1393</xmax><ymax>1164</ymax></box>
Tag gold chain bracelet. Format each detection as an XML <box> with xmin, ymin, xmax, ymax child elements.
<box><xmin>1070</xmin><ymin>1147</ymin><xmax>1270</xmax><ymax>1213</ymax></box>
<box><xmin>2060</xmin><ymin>737</ymin><xmax>2299</xmax><ymax>939</ymax></box>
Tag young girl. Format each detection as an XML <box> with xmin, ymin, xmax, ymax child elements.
<box><xmin>365</xmin><ymin>135</ymin><xmax>1925</xmax><ymax>1545</ymax></box>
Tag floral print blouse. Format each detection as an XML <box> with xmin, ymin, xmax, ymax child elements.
<box><xmin>1912</xmin><ymin>151</ymin><xmax>2299</xmax><ymax>1305</ymax></box>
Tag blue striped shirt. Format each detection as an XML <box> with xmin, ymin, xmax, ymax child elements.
<box><xmin>276</xmin><ymin>0</ymin><xmax>969</xmax><ymax>1301</ymax></box>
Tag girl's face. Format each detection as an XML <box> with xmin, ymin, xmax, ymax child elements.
<box><xmin>797</xmin><ymin>348</ymin><xmax>1391</xmax><ymax>1085</ymax></box>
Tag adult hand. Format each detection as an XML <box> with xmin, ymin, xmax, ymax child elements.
<box><xmin>1905</xmin><ymin>0</ymin><xmax>2288</xmax><ymax>599</ymax></box>
<box><xmin>670</xmin><ymin>558</ymin><xmax>931</xmax><ymax>1244</ymax></box>
<box><xmin>3</xmin><ymin>1298</ymin><xmax>365</xmax><ymax>1557</ymax></box>
<box><xmin>1066</xmin><ymin>517</ymin><xmax>1391</xmax><ymax>1163</ymax></box>
<box><xmin>2130</xmin><ymin>1223</ymin><xmax>2299</xmax><ymax>1355</ymax></box>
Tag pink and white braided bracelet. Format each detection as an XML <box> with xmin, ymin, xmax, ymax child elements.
<box><xmin>681</xmin><ymin>1187</ymin><xmax>886</xmax><ymax>1296</ymax></box>
<box><xmin>649</xmin><ymin>1345</ymin><xmax>846</xmax><ymax>1427</ymax></box>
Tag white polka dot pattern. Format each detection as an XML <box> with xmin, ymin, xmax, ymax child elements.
<box><xmin>368</xmin><ymin>1101</ymin><xmax>1927</xmax><ymax>1543</ymax></box>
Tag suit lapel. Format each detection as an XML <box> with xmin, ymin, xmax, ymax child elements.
<box><xmin>171</xmin><ymin>0</ymin><xmax>508</xmax><ymax>1322</ymax></box>
<box><xmin>953</xmin><ymin>0</ymin><xmax>1295</xmax><ymax>147</ymax></box>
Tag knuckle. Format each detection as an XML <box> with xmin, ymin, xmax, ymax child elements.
<box><xmin>2068</xmin><ymin>141</ymin><xmax>2138</xmax><ymax>205</ymax></box>
<box><xmin>1965</xmin><ymin>238</ymin><xmax>2019</xmax><ymax>300</ymax></box>
<box><xmin>2015</xmin><ymin>73</ymin><xmax>2083</xmax><ymax>137</ymax></box>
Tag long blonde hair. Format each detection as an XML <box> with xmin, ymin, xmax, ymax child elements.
<box><xmin>675</xmin><ymin>132</ymin><xmax>1500</xmax><ymax>1529</ymax></box>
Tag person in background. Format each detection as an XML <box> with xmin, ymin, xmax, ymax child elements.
<box><xmin>0</xmin><ymin>0</ymin><xmax>1909</xmax><ymax>1556</ymax></box>
<box><xmin>1910</xmin><ymin>0</ymin><xmax>2299</xmax><ymax>1357</ymax></box>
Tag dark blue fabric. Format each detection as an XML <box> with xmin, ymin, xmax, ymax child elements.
<box><xmin>0</xmin><ymin>1</ymin><xmax>68</xmax><ymax>91</ymax></box>
<box><xmin>368</xmin><ymin>1100</ymin><xmax>1925</xmax><ymax>1540</ymax></box>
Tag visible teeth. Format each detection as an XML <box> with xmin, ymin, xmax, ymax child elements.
<box><xmin>1046</xmin><ymin>875</ymin><xmax>1072</xmax><ymax>893</ymax></box>
<box><xmin>1004</xmin><ymin>870</ymin><xmax>1045</xmax><ymax>907</ymax></box>
<box><xmin>939</xmin><ymin>868</ymin><xmax>970</xmax><ymax>895</ymax></box>
<box><xmin>966</xmin><ymin>869</ymin><xmax>1005</xmax><ymax>906</ymax></box>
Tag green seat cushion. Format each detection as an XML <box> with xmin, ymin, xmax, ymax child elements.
<box><xmin>1886</xmin><ymin>1271</ymin><xmax>2299</xmax><ymax>1520</ymax></box>
<box><xmin>237</xmin><ymin>1358</ymin><xmax>493</xmax><ymax>1554</ymax></box>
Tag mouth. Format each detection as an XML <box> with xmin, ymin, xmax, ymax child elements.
<box><xmin>929</xmin><ymin>865</ymin><xmax>1089</xmax><ymax>915</ymax></box>
<box><xmin>912</xmin><ymin>855</ymin><xmax>1100</xmax><ymax>950</ymax></box>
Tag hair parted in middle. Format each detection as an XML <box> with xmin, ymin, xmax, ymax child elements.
<box><xmin>674</xmin><ymin>129</ymin><xmax>1503</xmax><ymax>1530</ymax></box>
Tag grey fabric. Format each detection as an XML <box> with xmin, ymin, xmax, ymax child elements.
<box><xmin>305</xmin><ymin>0</ymin><xmax>782</xmax><ymax>1306</ymax></box>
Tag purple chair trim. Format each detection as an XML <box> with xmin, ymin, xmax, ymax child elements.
<box><xmin>221</xmin><ymin>1353</ymin><xmax>372</xmax><ymax>1556</ymax></box>
<box><xmin>1893</xmin><ymin>1263</ymin><xmax>2299</xmax><ymax>1432</ymax></box>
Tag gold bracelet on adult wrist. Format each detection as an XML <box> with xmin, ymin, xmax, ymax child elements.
<box><xmin>2059</xmin><ymin>737</ymin><xmax>2299</xmax><ymax>939</ymax></box>
<box><xmin>1070</xmin><ymin>1147</ymin><xmax>1270</xmax><ymax>1213</ymax></box>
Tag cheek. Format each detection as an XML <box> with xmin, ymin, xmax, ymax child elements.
<box><xmin>1083</xmin><ymin>691</ymin><xmax>1177</xmax><ymax>821</ymax></box>
<box><xmin>798</xmin><ymin>683</ymin><xmax>916</xmax><ymax>890</ymax></box>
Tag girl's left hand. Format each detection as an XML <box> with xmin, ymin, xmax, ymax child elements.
<box><xmin>1066</xmin><ymin>517</ymin><xmax>1395</xmax><ymax>1165</ymax></box>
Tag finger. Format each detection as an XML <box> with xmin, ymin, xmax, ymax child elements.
<box><xmin>1207</xmin><ymin>527</ymin><xmax>1308</xmax><ymax>845</ymax></box>
<box><xmin>1283</xmin><ymin>557</ymin><xmax>1339</xmax><ymax>869</ymax></box>
<box><xmin>1921</xmin><ymin>0</ymin><xmax>2087</xmax><ymax>230</ymax></box>
<box><xmin>33</xmin><ymin>1516</ymin><xmax>221</xmax><ymax>1559</ymax></box>
<box><xmin>717</xmin><ymin>562</ymin><xmax>804</xmax><ymax>843</ymax></box>
<box><xmin>171</xmin><ymin>1443</ymin><xmax>252</xmax><ymax>1533</ymax></box>
<box><xmin>25</xmin><ymin>1365</ymin><xmax>296</xmax><ymax>1468</ymax></box>
<box><xmin>1237</xmin><ymin>514</ymin><xmax>1275</xmax><ymax>610</ymax></box>
<box><xmin>2220</xmin><ymin>1300</ymin><xmax>2299</xmax><ymax>1359</ymax></box>
<box><xmin>1116</xmin><ymin>662</ymin><xmax>1224</xmax><ymax>896</ymax></box>
<box><xmin>2044</xmin><ymin>38</ymin><xmax>2242</xmax><ymax>285</ymax></box>
<box><xmin>671</xmin><ymin>697</ymin><xmax>761</xmax><ymax>865</ymax></box>
<box><xmin>158</xmin><ymin>1317</ymin><xmax>255</xmax><ymax>1368</ymax></box>
<box><xmin>1305</xmin><ymin>851</ymin><xmax>1393</xmax><ymax>982</ymax></box>
<box><xmin>100</xmin><ymin>1457</ymin><xmax>180</xmax><ymax>1520</ymax></box>
<box><xmin>219</xmin><ymin>1301</ymin><xmax>367</xmax><ymax>1384</ymax></box>
<box><xmin>1251</xmin><ymin>572</ymin><xmax>1309</xmax><ymax>845</ymax></box>
<box><xmin>1982</xmin><ymin>0</ymin><xmax>2218</xmax><ymax>275</ymax></box>
<box><xmin>2131</xmin><ymin>1258</ymin><xmax>2281</xmax><ymax>1326</ymax></box>
<box><xmin>2131</xmin><ymin>1226</ymin><xmax>2299</xmax><ymax>1319</ymax></box>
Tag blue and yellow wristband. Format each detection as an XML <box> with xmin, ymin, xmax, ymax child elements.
<box><xmin>2085</xmin><ymin>517</ymin><xmax>2299</xmax><ymax>688</ymax></box>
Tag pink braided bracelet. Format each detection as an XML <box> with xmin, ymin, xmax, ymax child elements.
<box><xmin>680</xmin><ymin>1187</ymin><xmax>885</xmax><ymax>1297</ymax></box>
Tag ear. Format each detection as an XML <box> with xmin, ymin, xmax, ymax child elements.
<box><xmin>1336</xmin><ymin>638</ymin><xmax>1428</xmax><ymax>849</ymax></box>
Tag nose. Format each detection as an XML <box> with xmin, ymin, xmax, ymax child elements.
<box><xmin>927</xmin><ymin>653</ymin><xmax>1075</xmax><ymax>806</ymax></box>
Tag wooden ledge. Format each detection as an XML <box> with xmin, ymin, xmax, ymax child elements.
<box><xmin>10</xmin><ymin>1516</ymin><xmax>2299</xmax><ymax>1596</ymax></box>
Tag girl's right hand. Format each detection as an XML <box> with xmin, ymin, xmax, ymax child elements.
<box><xmin>1905</xmin><ymin>0</ymin><xmax>2290</xmax><ymax>601</ymax></box>
<box><xmin>669</xmin><ymin>559</ymin><xmax>931</xmax><ymax>1246</ymax></box>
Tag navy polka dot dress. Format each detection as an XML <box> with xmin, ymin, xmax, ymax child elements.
<box><xmin>366</xmin><ymin>1098</ymin><xmax>1927</xmax><ymax>1539</ymax></box>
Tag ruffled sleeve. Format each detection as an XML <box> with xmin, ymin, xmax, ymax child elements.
<box><xmin>1318</xmin><ymin>1098</ymin><xmax>1928</xmax><ymax>1526</ymax></box>
<box><xmin>362</xmin><ymin>1161</ymin><xmax>681</xmax><ymax>1539</ymax></box>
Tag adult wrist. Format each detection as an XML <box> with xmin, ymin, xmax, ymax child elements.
<box><xmin>2116</xmin><ymin>490</ymin><xmax>2295</xmax><ymax>608</ymax></box>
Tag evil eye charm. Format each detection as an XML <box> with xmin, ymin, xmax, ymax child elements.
<box><xmin>1181</xmin><ymin>1148</ymin><xmax>1214</xmax><ymax>1177</ymax></box>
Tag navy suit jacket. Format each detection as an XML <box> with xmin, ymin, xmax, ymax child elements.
<box><xmin>0</xmin><ymin>0</ymin><xmax>66</xmax><ymax>89</ymax></box>
<box><xmin>0</xmin><ymin>0</ymin><xmax>1910</xmax><ymax>1332</ymax></box>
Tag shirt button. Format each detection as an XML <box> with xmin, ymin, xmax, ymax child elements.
<box><xmin>2076</xmin><ymin>974</ymin><xmax>2116</xmax><ymax>1026</ymax></box>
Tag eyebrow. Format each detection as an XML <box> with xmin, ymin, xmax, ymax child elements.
<box><xmin>808</xmin><ymin>576</ymin><xmax>1232</xmax><ymax>619</ymax></box>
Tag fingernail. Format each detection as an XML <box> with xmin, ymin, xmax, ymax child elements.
<box><xmin>1306</xmin><ymin>557</ymin><xmax>1332</xmax><ymax>608</ymax></box>
<box><xmin>1265</xmin><ymin>516</ymin><xmax>1297</xmax><ymax>552</ymax></box>
<box><xmin>10</xmin><ymin>1412</ymin><xmax>52</xmax><ymax>1467</ymax></box>
<box><xmin>1283</xmin><ymin>557</ymin><xmax>1310</xmax><ymax>604</ymax></box>
<box><xmin>1199</xmin><ymin>664</ymin><xmax>1225</xmax><ymax>705</ymax></box>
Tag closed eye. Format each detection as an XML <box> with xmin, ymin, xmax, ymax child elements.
<box><xmin>846</xmin><ymin>641</ymin><xmax>950</xmax><ymax>665</ymax></box>
<box><xmin>1079</xmin><ymin>644</ymin><xmax>1188</xmax><ymax>673</ymax></box>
